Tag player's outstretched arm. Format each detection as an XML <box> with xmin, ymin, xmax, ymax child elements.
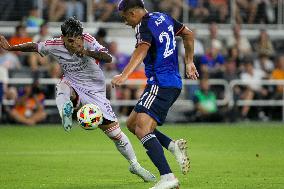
<box><xmin>178</xmin><ymin>28</ymin><xmax>199</xmax><ymax>80</ymax></box>
<box><xmin>0</xmin><ymin>35</ymin><xmax>37</xmax><ymax>52</ymax></box>
<box><xmin>111</xmin><ymin>43</ymin><xmax>150</xmax><ymax>87</ymax></box>
<box><xmin>83</xmin><ymin>50</ymin><xmax>112</xmax><ymax>63</ymax></box>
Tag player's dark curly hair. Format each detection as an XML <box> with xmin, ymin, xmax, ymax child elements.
<box><xmin>61</xmin><ymin>17</ymin><xmax>83</xmax><ymax>37</ymax></box>
<box><xmin>118</xmin><ymin>0</ymin><xmax>144</xmax><ymax>12</ymax></box>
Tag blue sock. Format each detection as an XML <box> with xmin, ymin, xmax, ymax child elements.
<box><xmin>141</xmin><ymin>133</ymin><xmax>172</xmax><ymax>175</ymax></box>
<box><xmin>154</xmin><ymin>129</ymin><xmax>172</xmax><ymax>150</ymax></box>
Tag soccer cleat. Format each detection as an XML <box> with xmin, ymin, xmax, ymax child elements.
<box><xmin>129</xmin><ymin>162</ymin><xmax>156</xmax><ymax>182</ymax></box>
<box><xmin>62</xmin><ymin>100</ymin><xmax>74</xmax><ymax>132</ymax></box>
<box><xmin>149</xmin><ymin>175</ymin><xmax>179</xmax><ymax>189</ymax></box>
<box><xmin>171</xmin><ymin>139</ymin><xmax>190</xmax><ymax>175</ymax></box>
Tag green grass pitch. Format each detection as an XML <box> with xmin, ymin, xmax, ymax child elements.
<box><xmin>0</xmin><ymin>123</ymin><xmax>284</xmax><ymax>189</ymax></box>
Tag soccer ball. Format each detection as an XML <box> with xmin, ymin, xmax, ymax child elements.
<box><xmin>77</xmin><ymin>104</ymin><xmax>103</xmax><ymax>130</ymax></box>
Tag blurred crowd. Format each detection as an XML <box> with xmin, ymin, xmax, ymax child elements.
<box><xmin>0</xmin><ymin>0</ymin><xmax>281</xmax><ymax>24</ymax></box>
<box><xmin>184</xmin><ymin>23</ymin><xmax>284</xmax><ymax>122</ymax></box>
<box><xmin>1</xmin><ymin>0</ymin><xmax>284</xmax><ymax>125</ymax></box>
<box><xmin>1</xmin><ymin>21</ymin><xmax>284</xmax><ymax>125</ymax></box>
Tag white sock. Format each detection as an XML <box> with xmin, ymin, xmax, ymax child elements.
<box><xmin>168</xmin><ymin>141</ymin><xmax>175</xmax><ymax>154</ymax></box>
<box><xmin>161</xmin><ymin>173</ymin><xmax>175</xmax><ymax>180</ymax></box>
<box><xmin>56</xmin><ymin>82</ymin><xmax>71</xmax><ymax>118</ymax></box>
<box><xmin>104</xmin><ymin>123</ymin><xmax>137</xmax><ymax>164</ymax></box>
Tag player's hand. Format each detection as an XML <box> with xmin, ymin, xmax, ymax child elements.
<box><xmin>0</xmin><ymin>35</ymin><xmax>11</xmax><ymax>50</ymax></box>
<box><xmin>186</xmin><ymin>62</ymin><xmax>199</xmax><ymax>80</ymax></box>
<box><xmin>111</xmin><ymin>74</ymin><xmax>127</xmax><ymax>88</ymax></box>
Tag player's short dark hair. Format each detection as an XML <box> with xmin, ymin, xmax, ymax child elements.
<box><xmin>61</xmin><ymin>17</ymin><xmax>83</xmax><ymax>37</ymax></box>
<box><xmin>118</xmin><ymin>0</ymin><xmax>144</xmax><ymax>12</ymax></box>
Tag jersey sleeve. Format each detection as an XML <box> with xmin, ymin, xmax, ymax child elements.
<box><xmin>135</xmin><ymin>20</ymin><xmax>152</xmax><ymax>48</ymax></box>
<box><xmin>83</xmin><ymin>33</ymin><xmax>108</xmax><ymax>52</ymax></box>
<box><xmin>37</xmin><ymin>41</ymin><xmax>51</xmax><ymax>56</ymax></box>
<box><xmin>172</xmin><ymin>17</ymin><xmax>185</xmax><ymax>36</ymax></box>
<box><xmin>37</xmin><ymin>38</ymin><xmax>64</xmax><ymax>56</ymax></box>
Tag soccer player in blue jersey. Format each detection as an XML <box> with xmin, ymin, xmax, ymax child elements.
<box><xmin>111</xmin><ymin>0</ymin><xmax>199</xmax><ymax>188</ymax></box>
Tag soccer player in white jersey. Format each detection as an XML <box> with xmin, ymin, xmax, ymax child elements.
<box><xmin>0</xmin><ymin>17</ymin><xmax>156</xmax><ymax>182</ymax></box>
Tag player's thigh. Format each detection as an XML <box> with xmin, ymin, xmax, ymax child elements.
<box><xmin>134</xmin><ymin>84</ymin><xmax>181</xmax><ymax>126</ymax></box>
<box><xmin>56</xmin><ymin>80</ymin><xmax>77</xmax><ymax>100</ymax></box>
<box><xmin>126</xmin><ymin>110</ymin><xmax>138</xmax><ymax>134</ymax></box>
<box><xmin>135</xmin><ymin>113</ymin><xmax>157</xmax><ymax>139</ymax></box>
<box><xmin>80</xmin><ymin>92</ymin><xmax>117</xmax><ymax>122</ymax></box>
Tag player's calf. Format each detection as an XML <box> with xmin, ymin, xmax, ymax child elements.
<box><xmin>101</xmin><ymin>122</ymin><xmax>156</xmax><ymax>182</ymax></box>
<box><xmin>62</xmin><ymin>100</ymin><xmax>74</xmax><ymax>132</ymax></box>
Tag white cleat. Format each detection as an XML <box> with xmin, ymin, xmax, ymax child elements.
<box><xmin>129</xmin><ymin>162</ymin><xmax>156</xmax><ymax>182</ymax></box>
<box><xmin>149</xmin><ymin>174</ymin><xmax>179</xmax><ymax>189</ymax></box>
<box><xmin>171</xmin><ymin>139</ymin><xmax>190</xmax><ymax>175</ymax></box>
<box><xmin>62</xmin><ymin>101</ymin><xmax>73</xmax><ymax>132</ymax></box>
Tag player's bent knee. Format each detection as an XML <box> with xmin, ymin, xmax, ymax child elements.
<box><xmin>135</xmin><ymin>126</ymin><xmax>148</xmax><ymax>140</ymax></box>
<box><xmin>99</xmin><ymin>121</ymin><xmax>118</xmax><ymax>132</ymax></box>
<box><xmin>135</xmin><ymin>123</ymin><xmax>154</xmax><ymax>140</ymax></box>
<box><xmin>126</xmin><ymin>119</ymin><xmax>136</xmax><ymax>134</ymax></box>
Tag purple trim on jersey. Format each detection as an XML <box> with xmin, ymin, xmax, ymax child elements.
<box><xmin>135</xmin><ymin>41</ymin><xmax>151</xmax><ymax>48</ymax></box>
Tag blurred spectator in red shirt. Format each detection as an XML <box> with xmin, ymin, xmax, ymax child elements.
<box><xmin>9</xmin><ymin>25</ymin><xmax>32</xmax><ymax>46</ymax></box>
<box><xmin>9</xmin><ymin>83</ymin><xmax>47</xmax><ymax>126</ymax></box>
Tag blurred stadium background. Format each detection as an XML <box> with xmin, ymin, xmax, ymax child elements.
<box><xmin>1</xmin><ymin>1</ymin><xmax>284</xmax><ymax>189</ymax></box>
<box><xmin>1</xmin><ymin>0</ymin><xmax>284</xmax><ymax>124</ymax></box>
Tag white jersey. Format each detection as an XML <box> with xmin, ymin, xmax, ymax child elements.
<box><xmin>37</xmin><ymin>33</ymin><xmax>107</xmax><ymax>96</ymax></box>
<box><xmin>37</xmin><ymin>33</ymin><xmax>117</xmax><ymax>122</ymax></box>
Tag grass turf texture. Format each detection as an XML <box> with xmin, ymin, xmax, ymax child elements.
<box><xmin>0</xmin><ymin>123</ymin><xmax>284</xmax><ymax>189</ymax></box>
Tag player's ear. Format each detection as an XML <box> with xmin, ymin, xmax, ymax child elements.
<box><xmin>128</xmin><ymin>9</ymin><xmax>136</xmax><ymax>16</ymax></box>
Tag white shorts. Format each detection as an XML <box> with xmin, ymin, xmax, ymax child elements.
<box><xmin>57</xmin><ymin>78</ymin><xmax>117</xmax><ymax>122</ymax></box>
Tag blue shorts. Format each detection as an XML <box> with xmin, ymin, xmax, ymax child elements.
<box><xmin>134</xmin><ymin>85</ymin><xmax>181</xmax><ymax>126</ymax></box>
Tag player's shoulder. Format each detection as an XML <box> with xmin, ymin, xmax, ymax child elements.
<box><xmin>142</xmin><ymin>12</ymin><xmax>173</xmax><ymax>28</ymax></box>
<box><xmin>148</xmin><ymin>12</ymin><xmax>169</xmax><ymax>20</ymax></box>
<box><xmin>83</xmin><ymin>33</ymin><xmax>96</xmax><ymax>43</ymax></box>
<box><xmin>44</xmin><ymin>37</ymin><xmax>64</xmax><ymax>47</ymax></box>
<box><xmin>135</xmin><ymin>13</ymin><xmax>157</xmax><ymax>33</ymax></box>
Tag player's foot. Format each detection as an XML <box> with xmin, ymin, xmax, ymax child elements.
<box><xmin>149</xmin><ymin>173</ymin><xmax>179</xmax><ymax>189</ymax></box>
<box><xmin>129</xmin><ymin>162</ymin><xmax>156</xmax><ymax>182</ymax></box>
<box><xmin>62</xmin><ymin>100</ymin><xmax>73</xmax><ymax>132</ymax></box>
<box><xmin>171</xmin><ymin>139</ymin><xmax>190</xmax><ymax>175</ymax></box>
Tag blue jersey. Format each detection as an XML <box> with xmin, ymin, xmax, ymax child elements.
<box><xmin>135</xmin><ymin>12</ymin><xmax>185</xmax><ymax>89</ymax></box>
